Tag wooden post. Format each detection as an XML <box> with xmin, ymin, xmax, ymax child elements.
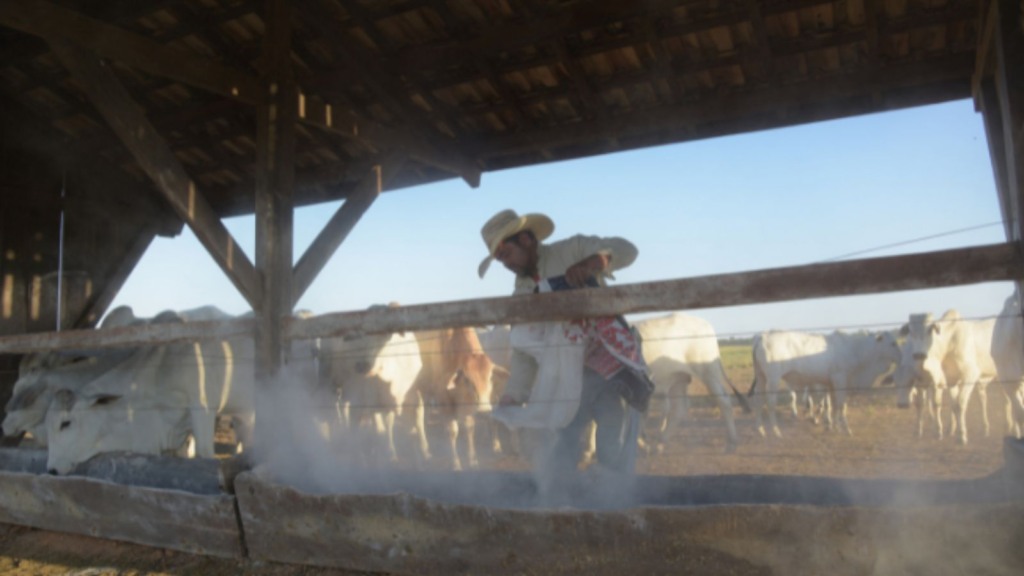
<box><xmin>253</xmin><ymin>0</ymin><xmax>296</xmax><ymax>449</ymax></box>
<box><xmin>982</xmin><ymin>0</ymin><xmax>1024</xmax><ymax>321</ymax></box>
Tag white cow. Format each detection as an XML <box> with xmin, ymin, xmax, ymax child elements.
<box><xmin>992</xmin><ymin>294</ymin><xmax>1024</xmax><ymax>438</ymax></box>
<box><xmin>633</xmin><ymin>313</ymin><xmax>745</xmax><ymax>452</ymax></box>
<box><xmin>319</xmin><ymin>329</ymin><xmax>427</xmax><ymax>465</ymax></box>
<box><xmin>900</xmin><ymin>310</ymin><xmax>1001</xmax><ymax>445</ymax></box>
<box><xmin>2</xmin><ymin>305</ymin><xmax>147</xmax><ymax>444</ymax></box>
<box><xmin>43</xmin><ymin>309</ymin><xmax>263</xmax><ymax>474</ymax></box>
<box><xmin>749</xmin><ymin>329</ymin><xmax>900</xmax><ymax>437</ymax></box>
<box><xmin>413</xmin><ymin>327</ymin><xmax>497</xmax><ymax>470</ymax></box>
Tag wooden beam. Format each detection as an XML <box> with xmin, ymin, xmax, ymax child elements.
<box><xmin>0</xmin><ymin>242</ymin><xmax>1018</xmax><ymax>354</ymax></box>
<box><xmin>289</xmin><ymin>242</ymin><xmax>1023</xmax><ymax>340</ymax></box>
<box><xmin>992</xmin><ymin>0</ymin><xmax>1024</xmax><ymax>252</ymax></box>
<box><xmin>291</xmin><ymin>153</ymin><xmax>408</xmax><ymax>307</ymax></box>
<box><xmin>0</xmin><ymin>0</ymin><xmax>261</xmax><ymax>104</ymax></box>
<box><xmin>0</xmin><ymin>316</ymin><xmax>256</xmax><ymax>353</ymax></box>
<box><xmin>48</xmin><ymin>40</ymin><xmax>262</xmax><ymax>309</ymax></box>
<box><xmin>978</xmin><ymin>78</ymin><xmax>1014</xmax><ymax>241</ymax></box>
<box><xmin>972</xmin><ymin>0</ymin><xmax>997</xmax><ymax>104</ymax></box>
<box><xmin>73</xmin><ymin>229</ymin><xmax>156</xmax><ymax>328</ymax></box>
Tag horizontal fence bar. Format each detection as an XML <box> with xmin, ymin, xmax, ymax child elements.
<box><xmin>0</xmin><ymin>242</ymin><xmax>1018</xmax><ymax>354</ymax></box>
<box><xmin>292</xmin><ymin>242</ymin><xmax>1022</xmax><ymax>339</ymax></box>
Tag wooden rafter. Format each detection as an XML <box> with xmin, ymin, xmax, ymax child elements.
<box><xmin>745</xmin><ymin>0</ymin><xmax>774</xmax><ymax>79</ymax></box>
<box><xmin>48</xmin><ymin>39</ymin><xmax>262</xmax><ymax>309</ymax></box>
<box><xmin>299</xmin><ymin>0</ymin><xmax>481</xmax><ymax>188</ymax></box>
<box><xmin>0</xmin><ymin>0</ymin><xmax>480</xmax><ymax>188</ymax></box>
<box><xmin>0</xmin><ymin>0</ymin><xmax>262</xmax><ymax>103</ymax></box>
<box><xmin>481</xmin><ymin>54</ymin><xmax>975</xmax><ymax>158</ymax></box>
<box><xmin>387</xmin><ymin>1</ymin><xmax>976</xmax><ymax>104</ymax></box>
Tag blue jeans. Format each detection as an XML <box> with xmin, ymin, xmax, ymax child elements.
<box><xmin>551</xmin><ymin>368</ymin><xmax>629</xmax><ymax>474</ymax></box>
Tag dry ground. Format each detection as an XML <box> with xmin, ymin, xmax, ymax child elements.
<box><xmin>0</xmin><ymin>352</ymin><xmax>1013</xmax><ymax>575</ymax></box>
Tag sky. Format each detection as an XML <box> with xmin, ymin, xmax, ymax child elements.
<box><xmin>110</xmin><ymin>98</ymin><xmax>1013</xmax><ymax>338</ymax></box>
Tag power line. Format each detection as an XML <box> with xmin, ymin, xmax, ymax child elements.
<box><xmin>816</xmin><ymin>220</ymin><xmax>1005</xmax><ymax>263</ymax></box>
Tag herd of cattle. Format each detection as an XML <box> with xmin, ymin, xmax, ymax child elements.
<box><xmin>4</xmin><ymin>294</ymin><xmax>1024</xmax><ymax>475</ymax></box>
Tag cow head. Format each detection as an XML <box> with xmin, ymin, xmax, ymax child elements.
<box><xmin>2</xmin><ymin>377</ymin><xmax>46</xmax><ymax>439</ymax></box>
<box><xmin>45</xmin><ymin>387</ymin><xmax>121</xmax><ymax>475</ymax></box>
<box><xmin>45</xmin><ymin>384</ymin><xmax>191</xmax><ymax>475</ymax></box>
<box><xmin>900</xmin><ymin>313</ymin><xmax>946</xmax><ymax>386</ymax></box>
<box><xmin>44</xmin><ymin>345</ymin><xmax>186</xmax><ymax>475</ymax></box>
<box><xmin>445</xmin><ymin>358</ymin><xmax>494</xmax><ymax>415</ymax></box>
<box><xmin>2</xmin><ymin>352</ymin><xmax>99</xmax><ymax>442</ymax></box>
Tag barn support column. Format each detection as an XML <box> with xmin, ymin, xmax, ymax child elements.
<box><xmin>252</xmin><ymin>0</ymin><xmax>297</xmax><ymax>453</ymax></box>
<box><xmin>976</xmin><ymin>0</ymin><xmax>1024</xmax><ymax>304</ymax></box>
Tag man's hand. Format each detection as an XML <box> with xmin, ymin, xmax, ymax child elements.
<box><xmin>565</xmin><ymin>253</ymin><xmax>610</xmax><ymax>287</ymax></box>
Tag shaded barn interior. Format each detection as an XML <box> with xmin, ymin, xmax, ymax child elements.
<box><xmin>0</xmin><ymin>0</ymin><xmax>1020</xmax><ymax>401</ymax></box>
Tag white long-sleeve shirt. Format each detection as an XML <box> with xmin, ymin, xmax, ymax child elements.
<box><xmin>504</xmin><ymin>233</ymin><xmax>638</xmax><ymax>403</ymax></box>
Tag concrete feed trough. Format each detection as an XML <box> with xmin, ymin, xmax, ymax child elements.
<box><xmin>236</xmin><ymin>440</ymin><xmax>1024</xmax><ymax>575</ymax></box>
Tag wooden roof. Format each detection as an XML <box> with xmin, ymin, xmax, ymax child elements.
<box><xmin>0</xmin><ymin>0</ymin><xmax>984</xmax><ymax>218</ymax></box>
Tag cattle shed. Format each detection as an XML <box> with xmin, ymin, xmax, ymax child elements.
<box><xmin>0</xmin><ymin>0</ymin><xmax>1021</xmax><ymax>365</ymax></box>
<box><xmin>0</xmin><ymin>0</ymin><xmax>1022</xmax><ymax>571</ymax></box>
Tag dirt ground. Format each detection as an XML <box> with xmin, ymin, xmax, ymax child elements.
<box><xmin>0</xmin><ymin>381</ymin><xmax>1012</xmax><ymax>575</ymax></box>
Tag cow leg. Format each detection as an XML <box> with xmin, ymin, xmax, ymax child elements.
<box><xmin>914</xmin><ymin>387</ymin><xmax>927</xmax><ymax>438</ymax></box>
<box><xmin>190</xmin><ymin>408</ymin><xmax>217</xmax><ymax>459</ymax></box>
<box><xmin>817</xmin><ymin>391</ymin><xmax>832</xmax><ymax>427</ymax></box>
<box><xmin>704</xmin><ymin>373</ymin><xmax>738</xmax><ymax>452</ymax></box>
<box><xmin>978</xmin><ymin>381</ymin><xmax>991</xmax><ymax>438</ymax></box>
<box><xmin>659</xmin><ymin>379</ymin><xmax>690</xmax><ymax>453</ymax></box>
<box><xmin>383</xmin><ymin>411</ymin><xmax>400</xmax><ymax>463</ymax></box>
<box><xmin>491</xmin><ymin>418</ymin><xmax>520</xmax><ymax>457</ymax></box>
<box><xmin>788</xmin><ymin>389</ymin><xmax>800</xmax><ymax>418</ymax></box>
<box><xmin>581</xmin><ymin>421</ymin><xmax>597</xmax><ymax>465</ymax></box>
<box><xmin>954</xmin><ymin>380</ymin><xmax>976</xmax><ymax>445</ymax></box>
<box><xmin>765</xmin><ymin>378</ymin><xmax>782</xmax><ymax>438</ymax></box>
<box><xmin>403</xmin><ymin>389</ymin><xmax>431</xmax><ymax>464</ymax></box>
<box><xmin>462</xmin><ymin>414</ymin><xmax>478</xmax><ymax>469</ymax></box>
<box><xmin>1004</xmin><ymin>387</ymin><xmax>1016</xmax><ymax>436</ymax></box>
<box><xmin>834</xmin><ymin>387</ymin><xmax>851</xmax><ymax>436</ymax></box>
<box><xmin>822</xmin><ymin>391</ymin><xmax>835</xmax><ymax>432</ymax></box>
<box><xmin>446</xmin><ymin>419</ymin><xmax>461</xmax><ymax>471</ymax></box>
<box><xmin>933</xmin><ymin>386</ymin><xmax>945</xmax><ymax>440</ymax></box>
<box><xmin>1011</xmin><ymin>384</ymin><xmax>1024</xmax><ymax>439</ymax></box>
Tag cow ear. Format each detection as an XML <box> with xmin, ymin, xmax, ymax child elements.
<box><xmin>91</xmin><ymin>394</ymin><xmax>121</xmax><ymax>406</ymax></box>
<box><xmin>931</xmin><ymin>324</ymin><xmax>941</xmax><ymax>335</ymax></box>
<box><xmin>899</xmin><ymin>324</ymin><xmax>910</xmax><ymax>336</ymax></box>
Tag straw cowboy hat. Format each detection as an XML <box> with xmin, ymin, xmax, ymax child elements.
<box><xmin>477</xmin><ymin>209</ymin><xmax>554</xmax><ymax>278</ymax></box>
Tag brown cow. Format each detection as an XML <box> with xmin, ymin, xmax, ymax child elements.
<box><xmin>413</xmin><ymin>328</ymin><xmax>496</xmax><ymax>470</ymax></box>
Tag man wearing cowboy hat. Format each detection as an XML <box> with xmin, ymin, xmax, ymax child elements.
<box><xmin>479</xmin><ymin>209</ymin><xmax>640</xmax><ymax>474</ymax></box>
